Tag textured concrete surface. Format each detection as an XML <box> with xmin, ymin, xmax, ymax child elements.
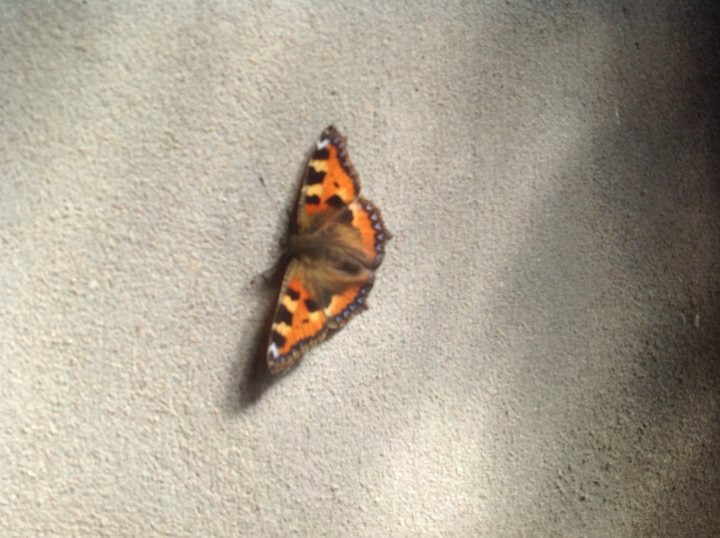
<box><xmin>2</xmin><ymin>1</ymin><xmax>720</xmax><ymax>536</ymax></box>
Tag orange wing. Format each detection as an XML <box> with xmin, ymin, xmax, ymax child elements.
<box><xmin>348</xmin><ymin>197</ymin><xmax>389</xmax><ymax>270</ymax></box>
<box><xmin>297</xmin><ymin>126</ymin><xmax>360</xmax><ymax>230</ymax></box>
<box><xmin>266</xmin><ymin>260</ymin><xmax>328</xmax><ymax>374</ymax></box>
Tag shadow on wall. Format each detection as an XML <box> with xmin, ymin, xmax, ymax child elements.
<box><xmin>488</xmin><ymin>1</ymin><xmax>720</xmax><ymax>535</ymax></box>
<box><xmin>624</xmin><ymin>5</ymin><xmax>720</xmax><ymax>535</ymax></box>
<box><xmin>223</xmin><ymin>199</ymin><xmax>294</xmax><ymax>412</ymax></box>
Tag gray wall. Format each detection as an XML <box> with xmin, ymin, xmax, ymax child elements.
<box><xmin>2</xmin><ymin>1</ymin><xmax>719</xmax><ymax>536</ymax></box>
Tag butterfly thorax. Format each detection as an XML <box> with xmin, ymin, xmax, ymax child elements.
<box><xmin>288</xmin><ymin>218</ymin><xmax>373</xmax><ymax>295</ymax></box>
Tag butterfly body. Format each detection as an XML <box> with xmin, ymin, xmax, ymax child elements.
<box><xmin>266</xmin><ymin>127</ymin><xmax>389</xmax><ymax>374</ymax></box>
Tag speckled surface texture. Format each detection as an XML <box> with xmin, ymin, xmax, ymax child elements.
<box><xmin>2</xmin><ymin>1</ymin><xmax>719</xmax><ymax>536</ymax></box>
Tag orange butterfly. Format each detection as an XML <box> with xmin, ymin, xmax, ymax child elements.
<box><xmin>266</xmin><ymin>126</ymin><xmax>390</xmax><ymax>374</ymax></box>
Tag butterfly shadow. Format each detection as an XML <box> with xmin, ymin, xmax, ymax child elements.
<box><xmin>224</xmin><ymin>148</ymin><xmax>315</xmax><ymax>413</ymax></box>
<box><xmin>222</xmin><ymin>255</ymin><xmax>284</xmax><ymax>413</ymax></box>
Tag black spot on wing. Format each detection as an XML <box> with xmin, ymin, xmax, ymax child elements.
<box><xmin>304</xmin><ymin>298</ymin><xmax>319</xmax><ymax>312</ymax></box>
<box><xmin>313</xmin><ymin>147</ymin><xmax>329</xmax><ymax>160</ymax></box>
<box><xmin>275</xmin><ymin>304</ymin><xmax>293</xmax><ymax>325</ymax></box>
<box><xmin>326</xmin><ymin>195</ymin><xmax>344</xmax><ymax>208</ymax></box>
<box><xmin>271</xmin><ymin>331</ymin><xmax>286</xmax><ymax>348</ymax></box>
<box><xmin>286</xmin><ymin>288</ymin><xmax>300</xmax><ymax>301</ymax></box>
<box><xmin>306</xmin><ymin>168</ymin><xmax>325</xmax><ymax>185</ymax></box>
<box><xmin>305</xmin><ymin>195</ymin><xmax>320</xmax><ymax>205</ymax></box>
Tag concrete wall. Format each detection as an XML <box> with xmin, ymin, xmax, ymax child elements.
<box><xmin>2</xmin><ymin>1</ymin><xmax>719</xmax><ymax>536</ymax></box>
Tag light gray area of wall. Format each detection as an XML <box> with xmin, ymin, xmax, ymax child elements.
<box><xmin>2</xmin><ymin>1</ymin><xmax>719</xmax><ymax>536</ymax></box>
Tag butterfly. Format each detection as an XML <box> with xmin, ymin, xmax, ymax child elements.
<box><xmin>266</xmin><ymin>126</ymin><xmax>390</xmax><ymax>374</ymax></box>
